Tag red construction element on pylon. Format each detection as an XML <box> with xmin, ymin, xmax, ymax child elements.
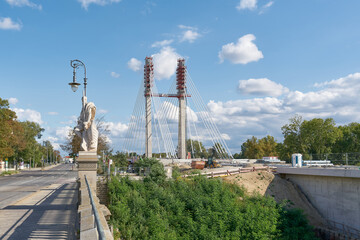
<box><xmin>176</xmin><ymin>58</ymin><xmax>186</xmax><ymax>96</ymax></box>
<box><xmin>144</xmin><ymin>57</ymin><xmax>154</xmax><ymax>97</ymax></box>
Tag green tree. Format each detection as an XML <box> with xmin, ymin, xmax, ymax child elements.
<box><xmin>300</xmin><ymin>118</ymin><xmax>341</xmax><ymax>155</ymax></box>
<box><xmin>333</xmin><ymin>122</ymin><xmax>360</xmax><ymax>153</ymax></box>
<box><xmin>111</xmin><ymin>151</ymin><xmax>128</xmax><ymax>168</ymax></box>
<box><xmin>16</xmin><ymin>121</ymin><xmax>44</xmax><ymax>164</ymax></box>
<box><xmin>233</xmin><ymin>152</ymin><xmax>242</xmax><ymax>159</ymax></box>
<box><xmin>259</xmin><ymin>135</ymin><xmax>278</xmax><ymax>156</ymax></box>
<box><xmin>0</xmin><ymin>98</ymin><xmax>25</xmax><ymax>159</ymax></box>
<box><xmin>208</xmin><ymin>142</ymin><xmax>229</xmax><ymax>159</ymax></box>
<box><xmin>280</xmin><ymin>115</ymin><xmax>304</xmax><ymax>161</ymax></box>
<box><xmin>241</xmin><ymin>135</ymin><xmax>278</xmax><ymax>159</ymax></box>
<box><xmin>186</xmin><ymin>139</ymin><xmax>208</xmax><ymax>158</ymax></box>
<box><xmin>241</xmin><ymin>136</ymin><xmax>264</xmax><ymax>159</ymax></box>
<box><xmin>280</xmin><ymin>115</ymin><xmax>342</xmax><ymax>161</ymax></box>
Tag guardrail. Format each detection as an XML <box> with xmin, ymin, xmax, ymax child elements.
<box><xmin>84</xmin><ymin>175</ymin><xmax>106</xmax><ymax>240</ymax></box>
<box><xmin>182</xmin><ymin>166</ymin><xmax>275</xmax><ymax>178</ymax></box>
<box><xmin>78</xmin><ymin>175</ymin><xmax>113</xmax><ymax>240</ymax></box>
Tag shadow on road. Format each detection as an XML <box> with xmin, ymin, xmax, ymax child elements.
<box><xmin>0</xmin><ymin>182</ymin><xmax>78</xmax><ymax>240</ymax></box>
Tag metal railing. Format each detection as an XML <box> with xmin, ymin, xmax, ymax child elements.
<box><xmin>303</xmin><ymin>153</ymin><xmax>360</xmax><ymax>165</ymax></box>
<box><xmin>182</xmin><ymin>166</ymin><xmax>274</xmax><ymax>178</ymax></box>
<box><xmin>113</xmin><ymin>167</ymin><xmax>151</xmax><ymax>176</ymax></box>
<box><xmin>84</xmin><ymin>175</ymin><xmax>106</xmax><ymax>240</ymax></box>
<box><xmin>326</xmin><ymin>219</ymin><xmax>360</xmax><ymax>239</ymax></box>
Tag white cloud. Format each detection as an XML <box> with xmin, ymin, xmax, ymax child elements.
<box><xmin>236</xmin><ymin>0</ymin><xmax>257</xmax><ymax>10</ymax></box>
<box><xmin>98</xmin><ymin>109</ymin><xmax>108</xmax><ymax>114</ymax></box>
<box><xmin>78</xmin><ymin>0</ymin><xmax>121</xmax><ymax>10</ymax></box>
<box><xmin>8</xmin><ymin>97</ymin><xmax>18</xmax><ymax>105</ymax></box>
<box><xmin>0</xmin><ymin>17</ymin><xmax>22</xmax><ymax>30</ymax></box>
<box><xmin>152</xmin><ymin>46</ymin><xmax>180</xmax><ymax>80</ymax></box>
<box><xmin>178</xmin><ymin>25</ymin><xmax>195</xmax><ymax>30</ymax></box>
<box><xmin>263</xmin><ymin>1</ymin><xmax>274</xmax><ymax>9</ymax></box>
<box><xmin>60</xmin><ymin>115</ymin><xmax>77</xmax><ymax>125</ymax></box>
<box><xmin>151</xmin><ymin>39</ymin><xmax>173</xmax><ymax>48</ymax></box>
<box><xmin>127</xmin><ymin>58</ymin><xmax>142</xmax><ymax>72</ymax></box>
<box><xmin>6</xmin><ymin>0</ymin><xmax>42</xmax><ymax>10</ymax></box>
<box><xmin>111</xmin><ymin>71</ymin><xmax>120</xmax><ymax>78</ymax></box>
<box><xmin>13</xmin><ymin>108</ymin><xmax>43</xmax><ymax>124</ymax></box>
<box><xmin>180</xmin><ymin>30</ymin><xmax>201</xmax><ymax>43</ymax></box>
<box><xmin>155</xmin><ymin>101</ymin><xmax>198</xmax><ymax>122</ymax></box>
<box><xmin>259</xmin><ymin>1</ymin><xmax>274</xmax><ymax>14</ymax></box>
<box><xmin>179</xmin><ymin>25</ymin><xmax>201</xmax><ymax>43</ymax></box>
<box><xmin>47</xmin><ymin>136</ymin><xmax>61</xmax><ymax>150</ymax></box>
<box><xmin>219</xmin><ymin>34</ymin><xmax>263</xmax><ymax>64</ymax></box>
<box><xmin>205</xmin><ymin>72</ymin><xmax>360</xmax><ymax>152</ymax></box>
<box><xmin>104</xmin><ymin>122</ymin><xmax>128</xmax><ymax>136</ymax></box>
<box><xmin>48</xmin><ymin>112</ymin><xmax>59</xmax><ymax>115</ymax></box>
<box><xmin>55</xmin><ymin>126</ymin><xmax>72</xmax><ymax>140</ymax></box>
<box><xmin>238</xmin><ymin>78</ymin><xmax>289</xmax><ymax>97</ymax></box>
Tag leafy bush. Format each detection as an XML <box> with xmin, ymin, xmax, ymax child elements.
<box><xmin>108</xmin><ymin>173</ymin><xmax>318</xmax><ymax>240</ymax></box>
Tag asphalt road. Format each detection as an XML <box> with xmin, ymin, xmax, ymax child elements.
<box><xmin>0</xmin><ymin>164</ymin><xmax>78</xmax><ymax>239</ymax></box>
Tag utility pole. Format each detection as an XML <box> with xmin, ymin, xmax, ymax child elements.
<box><xmin>47</xmin><ymin>144</ymin><xmax>49</xmax><ymax>165</ymax></box>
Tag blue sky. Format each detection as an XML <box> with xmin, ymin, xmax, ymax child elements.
<box><xmin>1</xmin><ymin>0</ymin><xmax>360</xmax><ymax>154</ymax></box>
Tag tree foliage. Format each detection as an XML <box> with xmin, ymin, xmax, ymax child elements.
<box><xmin>0</xmin><ymin>97</ymin><xmax>57</xmax><ymax>166</ymax></box>
<box><xmin>240</xmin><ymin>135</ymin><xmax>278</xmax><ymax>159</ymax></box>
<box><xmin>332</xmin><ymin>122</ymin><xmax>360</xmax><ymax>153</ymax></box>
<box><xmin>108</xmin><ymin>173</ymin><xmax>317</xmax><ymax>240</ymax></box>
<box><xmin>186</xmin><ymin>139</ymin><xmax>208</xmax><ymax>158</ymax></box>
<box><xmin>279</xmin><ymin>115</ymin><xmax>342</xmax><ymax>161</ymax></box>
<box><xmin>110</xmin><ymin>151</ymin><xmax>129</xmax><ymax>168</ymax></box>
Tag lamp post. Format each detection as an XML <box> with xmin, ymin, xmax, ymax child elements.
<box><xmin>69</xmin><ymin>59</ymin><xmax>87</xmax><ymax>96</ymax></box>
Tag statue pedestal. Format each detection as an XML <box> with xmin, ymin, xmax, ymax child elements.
<box><xmin>77</xmin><ymin>151</ymin><xmax>98</xmax><ymax>189</ymax></box>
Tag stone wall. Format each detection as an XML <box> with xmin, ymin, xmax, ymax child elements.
<box><xmin>78</xmin><ymin>177</ymin><xmax>113</xmax><ymax>240</ymax></box>
<box><xmin>97</xmin><ymin>176</ymin><xmax>109</xmax><ymax>205</ymax></box>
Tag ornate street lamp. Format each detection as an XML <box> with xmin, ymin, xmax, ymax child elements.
<box><xmin>69</xmin><ymin>59</ymin><xmax>87</xmax><ymax>96</ymax></box>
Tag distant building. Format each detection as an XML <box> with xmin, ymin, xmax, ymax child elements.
<box><xmin>262</xmin><ymin>156</ymin><xmax>280</xmax><ymax>162</ymax></box>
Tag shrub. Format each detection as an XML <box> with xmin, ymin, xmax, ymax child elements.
<box><xmin>108</xmin><ymin>174</ymin><xmax>318</xmax><ymax>240</ymax></box>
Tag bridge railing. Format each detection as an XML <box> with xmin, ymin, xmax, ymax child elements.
<box><xmin>326</xmin><ymin>219</ymin><xmax>360</xmax><ymax>239</ymax></box>
<box><xmin>78</xmin><ymin>175</ymin><xmax>113</xmax><ymax>240</ymax></box>
<box><xmin>182</xmin><ymin>166</ymin><xmax>275</xmax><ymax>178</ymax></box>
<box><xmin>304</xmin><ymin>152</ymin><xmax>360</xmax><ymax>165</ymax></box>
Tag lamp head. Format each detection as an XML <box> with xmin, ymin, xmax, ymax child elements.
<box><xmin>69</xmin><ymin>82</ymin><xmax>81</xmax><ymax>92</ymax></box>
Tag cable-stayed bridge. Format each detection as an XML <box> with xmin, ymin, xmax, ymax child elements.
<box><xmin>122</xmin><ymin>57</ymin><xmax>233</xmax><ymax>160</ymax></box>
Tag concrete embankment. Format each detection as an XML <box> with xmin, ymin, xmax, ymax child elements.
<box><xmin>276</xmin><ymin>167</ymin><xmax>360</xmax><ymax>233</ymax></box>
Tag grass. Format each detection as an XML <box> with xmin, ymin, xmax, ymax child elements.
<box><xmin>0</xmin><ymin>170</ymin><xmax>19</xmax><ymax>176</ymax></box>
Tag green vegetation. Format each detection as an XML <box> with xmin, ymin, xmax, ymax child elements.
<box><xmin>239</xmin><ymin>135</ymin><xmax>278</xmax><ymax>159</ymax></box>
<box><xmin>0</xmin><ymin>97</ymin><xmax>58</xmax><ymax>166</ymax></box>
<box><xmin>108</xmin><ymin>159</ymin><xmax>317</xmax><ymax>240</ymax></box>
<box><xmin>0</xmin><ymin>170</ymin><xmax>19</xmax><ymax>176</ymax></box>
<box><xmin>110</xmin><ymin>151</ymin><xmax>129</xmax><ymax>168</ymax></box>
<box><xmin>234</xmin><ymin>114</ymin><xmax>360</xmax><ymax>163</ymax></box>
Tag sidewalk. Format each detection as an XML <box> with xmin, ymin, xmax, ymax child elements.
<box><xmin>0</xmin><ymin>164</ymin><xmax>62</xmax><ymax>173</ymax></box>
<box><xmin>0</xmin><ymin>180</ymin><xmax>78</xmax><ymax>239</ymax></box>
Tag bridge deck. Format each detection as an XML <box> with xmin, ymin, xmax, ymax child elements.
<box><xmin>0</xmin><ymin>164</ymin><xmax>78</xmax><ymax>240</ymax></box>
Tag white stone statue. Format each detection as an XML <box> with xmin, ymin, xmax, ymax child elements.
<box><xmin>74</xmin><ymin>96</ymin><xmax>99</xmax><ymax>152</ymax></box>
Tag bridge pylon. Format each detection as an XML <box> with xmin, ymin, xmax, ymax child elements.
<box><xmin>144</xmin><ymin>57</ymin><xmax>153</xmax><ymax>158</ymax></box>
<box><xmin>176</xmin><ymin>59</ymin><xmax>187</xmax><ymax>159</ymax></box>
